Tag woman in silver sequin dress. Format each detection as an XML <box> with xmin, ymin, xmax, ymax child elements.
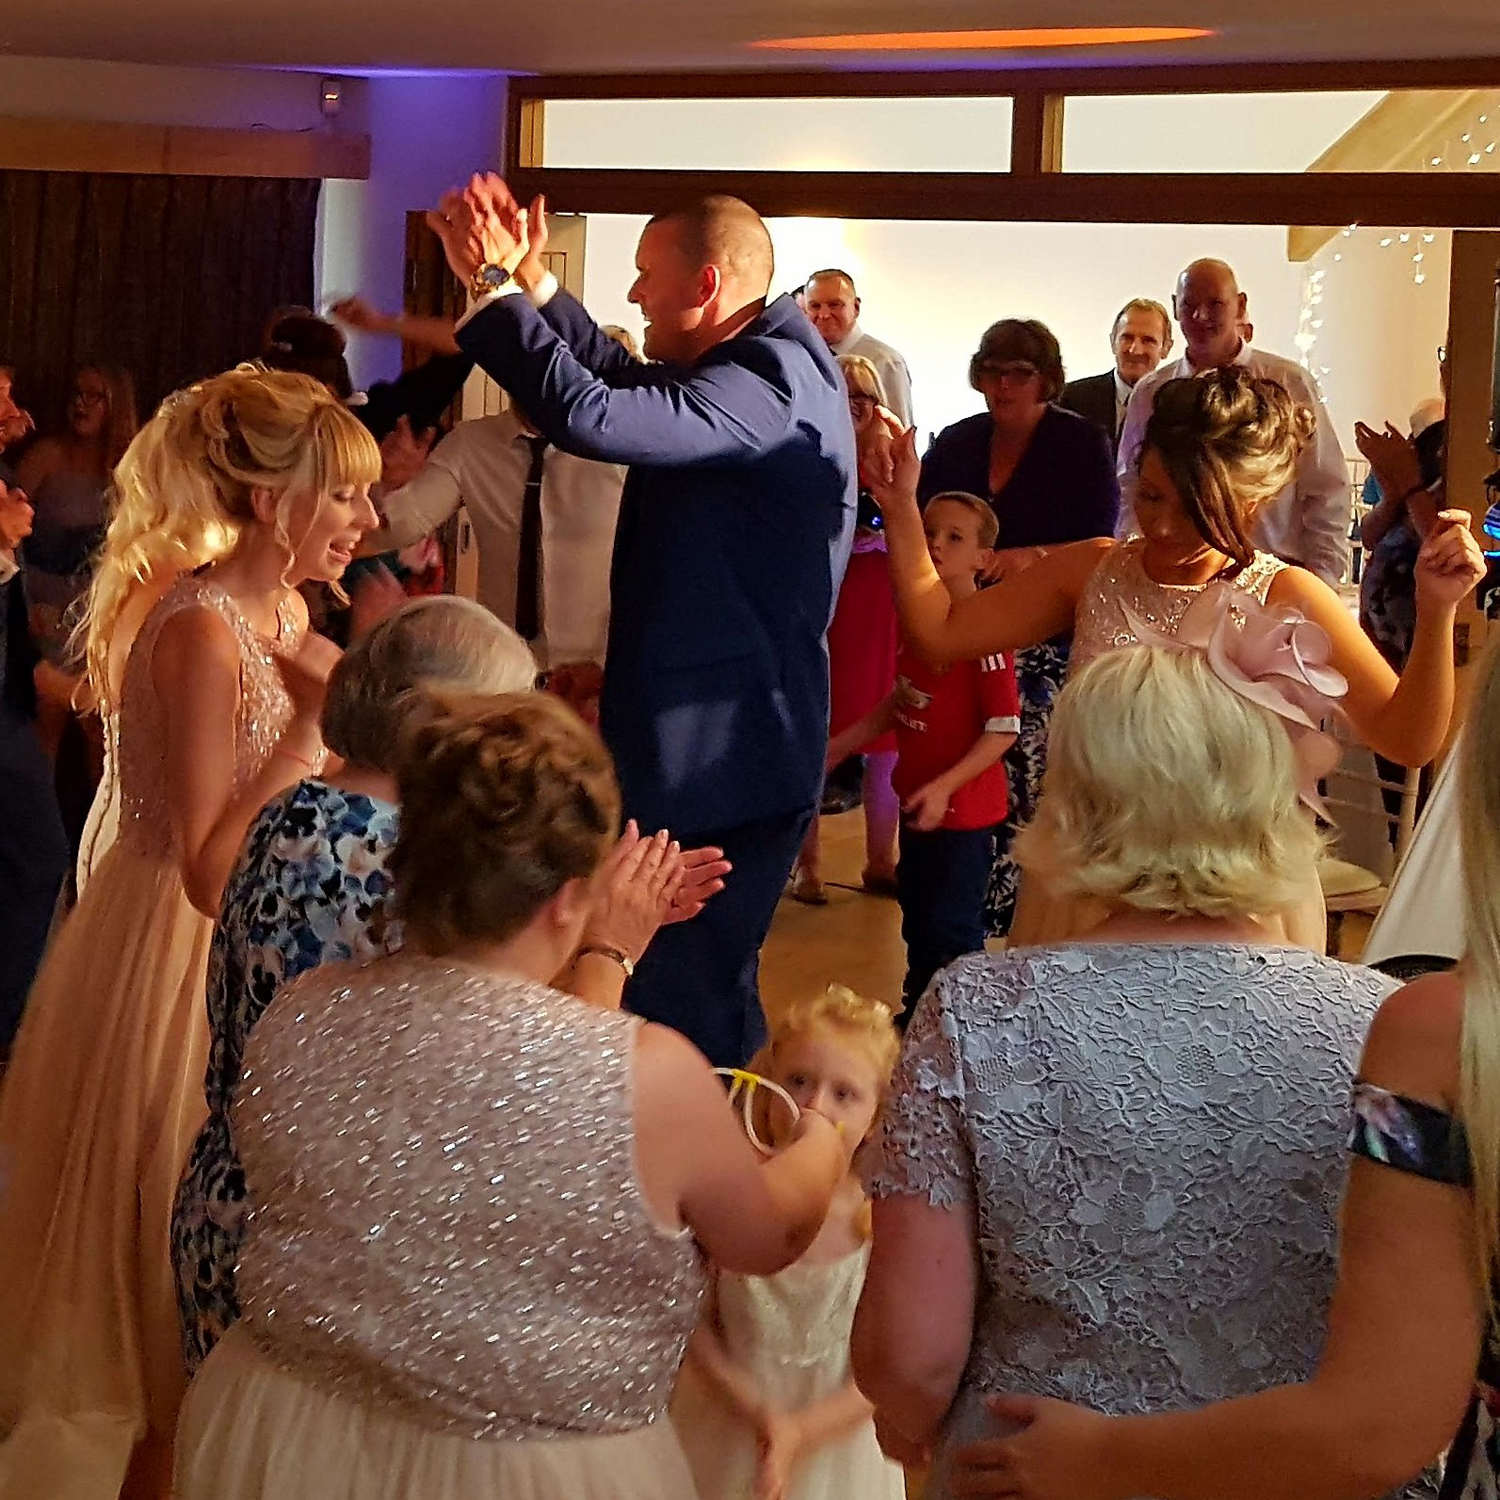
<box><xmin>867</xmin><ymin>367</ymin><xmax>1484</xmax><ymax>949</ymax></box>
<box><xmin>175</xmin><ymin>691</ymin><xmax>848</xmax><ymax>1500</ymax></box>
<box><xmin>0</xmin><ymin>370</ymin><xmax>381</xmax><ymax>1500</ymax></box>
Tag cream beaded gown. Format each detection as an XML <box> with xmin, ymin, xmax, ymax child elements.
<box><xmin>175</xmin><ymin>952</ymin><xmax>707</xmax><ymax>1500</ymax></box>
<box><xmin>0</xmin><ymin>575</ymin><xmax>304</xmax><ymax>1498</ymax></box>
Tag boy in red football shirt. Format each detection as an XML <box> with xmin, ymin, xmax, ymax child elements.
<box><xmin>827</xmin><ymin>491</ymin><xmax>1019</xmax><ymax>1018</ymax></box>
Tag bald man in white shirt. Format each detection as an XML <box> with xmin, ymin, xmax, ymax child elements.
<box><xmin>1116</xmin><ymin>258</ymin><xmax>1351</xmax><ymax>586</ymax></box>
<box><xmin>804</xmin><ymin>268</ymin><xmax>914</xmax><ymax>429</ymax></box>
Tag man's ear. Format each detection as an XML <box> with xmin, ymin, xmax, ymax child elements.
<box><xmin>696</xmin><ymin>263</ymin><xmax>724</xmax><ymax>311</ymax></box>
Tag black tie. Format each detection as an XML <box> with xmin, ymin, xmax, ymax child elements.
<box><xmin>516</xmin><ymin>435</ymin><xmax>548</xmax><ymax>641</ymax></box>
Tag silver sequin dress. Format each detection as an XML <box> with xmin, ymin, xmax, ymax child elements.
<box><xmin>0</xmin><ymin>575</ymin><xmax>305</xmax><ymax>1497</ymax></box>
<box><xmin>176</xmin><ymin>951</ymin><xmax>707</xmax><ymax>1500</ymax></box>
<box><xmin>866</xmin><ymin>943</ymin><xmax>1408</xmax><ymax>1499</ymax></box>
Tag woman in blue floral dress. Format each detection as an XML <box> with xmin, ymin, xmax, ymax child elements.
<box><xmin>171</xmin><ymin>596</ymin><xmax>537</xmax><ymax>1370</ymax></box>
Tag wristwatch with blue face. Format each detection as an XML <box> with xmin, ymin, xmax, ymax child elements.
<box><xmin>469</xmin><ymin>262</ymin><xmax>513</xmax><ymax>299</ymax></box>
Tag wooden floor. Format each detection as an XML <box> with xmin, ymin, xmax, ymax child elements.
<box><xmin>757</xmin><ymin>808</ymin><xmax>1373</xmax><ymax>1025</ymax></box>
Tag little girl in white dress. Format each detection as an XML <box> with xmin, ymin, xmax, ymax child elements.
<box><xmin>672</xmin><ymin>985</ymin><xmax>907</xmax><ymax>1500</ymax></box>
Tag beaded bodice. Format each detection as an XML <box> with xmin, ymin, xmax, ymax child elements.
<box><xmin>1071</xmin><ymin>539</ymin><xmax>1287</xmax><ymax>674</ymax></box>
<box><xmin>235</xmin><ymin>952</ymin><xmax>707</xmax><ymax>1440</ymax></box>
<box><xmin>113</xmin><ymin>575</ymin><xmax>302</xmax><ymax>862</ymax></box>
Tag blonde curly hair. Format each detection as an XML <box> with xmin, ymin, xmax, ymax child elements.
<box><xmin>391</xmin><ymin>691</ymin><xmax>620</xmax><ymax>954</ymax></box>
<box><xmin>81</xmin><ymin>365</ymin><xmax>380</xmax><ymax>714</ymax></box>
<box><xmin>1142</xmin><ymin>368</ymin><xmax>1315</xmax><ymax>569</ymax></box>
<box><xmin>764</xmin><ymin>983</ymin><xmax>902</xmax><ymax>1104</ymax></box>
<box><xmin>1016</xmin><ymin>645</ymin><xmax>1322</xmax><ymax>919</ymax></box>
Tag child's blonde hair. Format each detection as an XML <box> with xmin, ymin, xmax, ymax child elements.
<box><xmin>764</xmin><ymin>984</ymin><xmax>902</xmax><ymax>1105</ymax></box>
<box><xmin>81</xmin><ymin>365</ymin><xmax>380</xmax><ymax>715</ymax></box>
<box><xmin>924</xmin><ymin>490</ymin><xmax>1000</xmax><ymax>550</ymax></box>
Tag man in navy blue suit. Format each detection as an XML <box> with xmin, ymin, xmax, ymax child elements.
<box><xmin>430</xmin><ymin>177</ymin><xmax>856</xmax><ymax>1066</ymax></box>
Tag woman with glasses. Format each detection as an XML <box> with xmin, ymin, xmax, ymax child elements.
<box><xmin>917</xmin><ymin>319</ymin><xmax>1119</xmax><ymax>938</ymax></box>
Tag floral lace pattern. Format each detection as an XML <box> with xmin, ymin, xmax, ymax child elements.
<box><xmin>1350</xmin><ymin>1083</ymin><xmax>1490</xmax><ymax>1500</ymax></box>
<box><xmin>867</xmin><ymin>943</ymin><xmax>1395</xmax><ymax>1414</ymax></box>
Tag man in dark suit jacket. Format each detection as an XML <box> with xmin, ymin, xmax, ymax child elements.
<box><xmin>434</xmin><ymin>182</ymin><xmax>857</xmax><ymax>1067</ymax></box>
<box><xmin>1059</xmin><ymin>297</ymin><xmax>1173</xmax><ymax>457</ymax></box>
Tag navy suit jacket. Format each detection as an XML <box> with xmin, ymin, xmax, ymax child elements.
<box><xmin>1058</xmin><ymin>371</ymin><xmax>1121</xmax><ymax>456</ymax></box>
<box><xmin>456</xmin><ymin>291</ymin><xmax>857</xmax><ymax>834</ymax></box>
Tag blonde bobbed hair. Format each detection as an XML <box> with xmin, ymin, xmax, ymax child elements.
<box><xmin>1016</xmin><ymin>646</ymin><xmax>1322</xmax><ymax>918</ymax></box>
<box><xmin>82</xmin><ymin>365</ymin><xmax>380</xmax><ymax>714</ymax></box>
<box><xmin>1458</xmin><ymin>637</ymin><xmax>1500</xmax><ymax>1318</ymax></box>
<box><xmin>321</xmin><ymin>597</ymin><xmax>537</xmax><ymax>773</ymax></box>
<box><xmin>391</xmin><ymin>691</ymin><xmax>620</xmax><ymax>955</ymax></box>
<box><xmin>1142</xmin><ymin>368</ymin><xmax>1315</xmax><ymax>570</ymax></box>
<box><xmin>837</xmin><ymin>353</ymin><xmax>887</xmax><ymax>406</ymax></box>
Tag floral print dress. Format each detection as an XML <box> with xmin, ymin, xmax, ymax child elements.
<box><xmin>1350</xmin><ymin>1082</ymin><xmax>1490</xmax><ymax>1499</ymax></box>
<box><xmin>171</xmin><ymin>779</ymin><xmax>402</xmax><ymax>1371</ymax></box>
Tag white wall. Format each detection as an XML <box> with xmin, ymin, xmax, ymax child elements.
<box><xmin>320</xmin><ymin>73</ymin><xmax>508</xmax><ymax>389</ymax></box>
<box><xmin>579</xmin><ymin>214</ymin><xmax>1320</xmax><ymax>441</ymax></box>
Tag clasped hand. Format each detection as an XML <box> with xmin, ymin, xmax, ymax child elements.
<box><xmin>426</xmin><ymin>173</ymin><xmax>552</xmax><ymax>289</ymax></box>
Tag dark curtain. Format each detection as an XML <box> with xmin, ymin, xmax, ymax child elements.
<box><xmin>0</xmin><ymin>171</ymin><xmax>320</xmax><ymax>431</ymax></box>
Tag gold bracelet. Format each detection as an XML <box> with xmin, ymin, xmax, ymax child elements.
<box><xmin>575</xmin><ymin>944</ymin><xmax>635</xmax><ymax>978</ymax></box>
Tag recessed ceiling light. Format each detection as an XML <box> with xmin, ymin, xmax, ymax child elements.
<box><xmin>750</xmin><ymin>27</ymin><xmax>1214</xmax><ymax>51</ymax></box>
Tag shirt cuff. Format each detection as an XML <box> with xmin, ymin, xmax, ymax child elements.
<box><xmin>984</xmin><ymin>716</ymin><xmax>1021</xmax><ymax>735</ymax></box>
<box><xmin>452</xmin><ymin>270</ymin><xmax>560</xmax><ymax>334</ymax></box>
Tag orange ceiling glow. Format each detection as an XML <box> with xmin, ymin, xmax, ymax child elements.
<box><xmin>750</xmin><ymin>26</ymin><xmax>1215</xmax><ymax>50</ymax></box>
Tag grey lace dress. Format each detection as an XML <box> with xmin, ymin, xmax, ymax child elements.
<box><xmin>866</xmin><ymin>942</ymin><xmax>1406</xmax><ymax>1498</ymax></box>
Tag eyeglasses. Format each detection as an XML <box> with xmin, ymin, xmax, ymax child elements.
<box><xmin>977</xmin><ymin>360</ymin><xmax>1040</xmax><ymax>385</ymax></box>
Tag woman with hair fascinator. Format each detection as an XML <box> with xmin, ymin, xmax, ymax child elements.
<box><xmin>863</xmin><ymin>364</ymin><xmax>1485</xmax><ymax>949</ymax></box>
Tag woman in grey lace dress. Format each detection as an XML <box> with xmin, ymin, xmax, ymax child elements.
<box><xmin>851</xmin><ymin>639</ymin><xmax>1400</xmax><ymax>1497</ymax></box>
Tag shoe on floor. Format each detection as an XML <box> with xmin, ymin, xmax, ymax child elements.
<box><xmin>790</xmin><ymin>870</ymin><xmax>829</xmax><ymax>905</ymax></box>
<box><xmin>861</xmin><ymin>868</ymin><xmax>899</xmax><ymax>898</ymax></box>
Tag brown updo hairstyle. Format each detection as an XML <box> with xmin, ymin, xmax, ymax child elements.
<box><xmin>262</xmin><ymin>312</ymin><xmax>355</xmax><ymax>402</ymax></box>
<box><xmin>391</xmin><ymin>691</ymin><xmax>621</xmax><ymax>954</ymax></box>
<box><xmin>1141</xmin><ymin>368</ymin><xmax>1315</xmax><ymax>569</ymax></box>
<box><xmin>968</xmin><ymin>319</ymin><xmax>1066</xmax><ymax>403</ymax></box>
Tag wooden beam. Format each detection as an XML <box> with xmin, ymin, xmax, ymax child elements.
<box><xmin>1009</xmin><ymin>93</ymin><xmax>1065</xmax><ymax>176</ymax></box>
<box><xmin>0</xmin><ymin>115</ymin><xmax>369</xmax><ymax>179</ymax></box>
<box><xmin>509</xmin><ymin>56</ymin><xmax>1500</xmax><ymax>103</ymax></box>
<box><xmin>510</xmin><ymin>166</ymin><xmax>1500</xmax><ymax>228</ymax></box>
<box><xmin>1287</xmin><ymin>90</ymin><xmax>1486</xmax><ymax>261</ymax></box>
<box><xmin>505</xmin><ymin>94</ymin><xmax>546</xmax><ymax>176</ymax></box>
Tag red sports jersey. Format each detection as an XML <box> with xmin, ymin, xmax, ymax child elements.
<box><xmin>890</xmin><ymin>645</ymin><xmax>1020</xmax><ymax>831</ymax></box>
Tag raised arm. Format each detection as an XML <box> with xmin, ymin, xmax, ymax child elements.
<box><xmin>873</xmin><ymin>427</ymin><xmax>1106</xmax><ymax>663</ymax></box>
<box><xmin>633</xmin><ymin>1022</ymin><xmax>846</xmax><ymax>1276</ymax></box>
<box><xmin>1268</xmin><ymin>510</ymin><xmax>1484</xmax><ymax>766</ymax></box>
<box><xmin>457</xmin><ymin>295</ymin><xmax>794</xmax><ymax>467</ymax></box>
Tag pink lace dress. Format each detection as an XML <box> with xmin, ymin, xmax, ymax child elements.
<box><xmin>0</xmin><ymin>575</ymin><xmax>305</xmax><ymax>1498</ymax></box>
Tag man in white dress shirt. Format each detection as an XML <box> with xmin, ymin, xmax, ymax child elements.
<box><xmin>1117</xmin><ymin>258</ymin><xmax>1351</xmax><ymax>586</ymax></box>
<box><xmin>367</xmin><ymin>404</ymin><xmax>627</xmax><ymax>671</ymax></box>
<box><xmin>803</xmin><ymin>269</ymin><xmax>914</xmax><ymax>428</ymax></box>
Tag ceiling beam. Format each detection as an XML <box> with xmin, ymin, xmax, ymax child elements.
<box><xmin>0</xmin><ymin>116</ymin><xmax>370</xmax><ymax>179</ymax></box>
<box><xmin>509</xmin><ymin>56</ymin><xmax>1500</xmax><ymax>101</ymax></box>
<box><xmin>509</xmin><ymin>166</ymin><xmax>1500</xmax><ymax>228</ymax></box>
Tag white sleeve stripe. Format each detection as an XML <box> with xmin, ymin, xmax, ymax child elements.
<box><xmin>985</xmin><ymin>717</ymin><xmax>1021</xmax><ymax>734</ymax></box>
<box><xmin>980</xmin><ymin>653</ymin><xmax>1010</xmax><ymax>672</ymax></box>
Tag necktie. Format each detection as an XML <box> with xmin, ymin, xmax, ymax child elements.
<box><xmin>516</xmin><ymin>435</ymin><xmax>548</xmax><ymax>641</ymax></box>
